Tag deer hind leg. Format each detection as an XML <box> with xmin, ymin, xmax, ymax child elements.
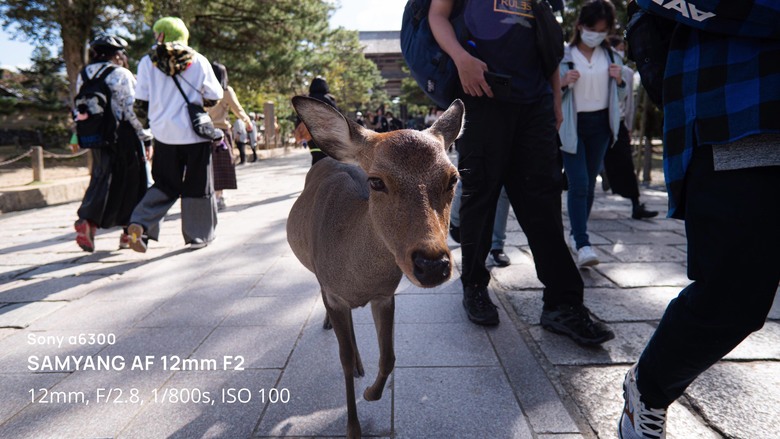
<box><xmin>320</xmin><ymin>288</ymin><xmax>333</xmax><ymax>330</ymax></box>
<box><xmin>325</xmin><ymin>302</ymin><xmax>363</xmax><ymax>439</ymax></box>
<box><xmin>364</xmin><ymin>296</ymin><xmax>395</xmax><ymax>401</ymax></box>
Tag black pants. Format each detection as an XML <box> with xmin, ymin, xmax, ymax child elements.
<box><xmin>458</xmin><ymin>94</ymin><xmax>583</xmax><ymax>308</ymax></box>
<box><xmin>603</xmin><ymin>121</ymin><xmax>640</xmax><ymax>200</ymax></box>
<box><xmin>637</xmin><ymin>145</ymin><xmax>780</xmax><ymax>408</ymax></box>
<box><xmin>236</xmin><ymin>141</ymin><xmax>247</xmax><ymax>164</ymax></box>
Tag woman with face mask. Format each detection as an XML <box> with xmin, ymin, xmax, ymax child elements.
<box><xmin>557</xmin><ymin>0</ymin><xmax>626</xmax><ymax>267</ymax></box>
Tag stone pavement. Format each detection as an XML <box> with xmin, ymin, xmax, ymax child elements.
<box><xmin>0</xmin><ymin>148</ymin><xmax>778</xmax><ymax>439</ymax></box>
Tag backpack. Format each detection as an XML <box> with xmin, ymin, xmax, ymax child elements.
<box><xmin>74</xmin><ymin>65</ymin><xmax>117</xmax><ymax>149</ymax></box>
<box><xmin>401</xmin><ymin>0</ymin><xmax>467</xmax><ymax>109</ymax></box>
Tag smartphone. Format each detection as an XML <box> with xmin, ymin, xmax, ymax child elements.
<box><xmin>484</xmin><ymin>72</ymin><xmax>512</xmax><ymax>99</ymax></box>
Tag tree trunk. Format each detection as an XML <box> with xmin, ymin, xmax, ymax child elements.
<box><xmin>56</xmin><ymin>0</ymin><xmax>96</xmax><ymax>104</ymax></box>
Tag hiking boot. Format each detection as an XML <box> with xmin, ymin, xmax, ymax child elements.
<box><xmin>127</xmin><ymin>223</ymin><xmax>148</xmax><ymax>253</ymax></box>
<box><xmin>74</xmin><ymin>219</ymin><xmax>95</xmax><ymax>253</ymax></box>
<box><xmin>490</xmin><ymin>249</ymin><xmax>511</xmax><ymax>267</ymax></box>
<box><xmin>619</xmin><ymin>364</ymin><xmax>667</xmax><ymax>439</ymax></box>
<box><xmin>449</xmin><ymin>224</ymin><xmax>461</xmax><ymax>244</ymax></box>
<box><xmin>118</xmin><ymin>233</ymin><xmax>130</xmax><ymax>250</ymax></box>
<box><xmin>463</xmin><ymin>284</ymin><xmax>499</xmax><ymax>326</ymax></box>
<box><xmin>577</xmin><ymin>246</ymin><xmax>599</xmax><ymax>267</ymax></box>
<box><xmin>632</xmin><ymin>203</ymin><xmax>659</xmax><ymax>220</ymax></box>
<box><xmin>540</xmin><ymin>304</ymin><xmax>614</xmax><ymax>345</ymax></box>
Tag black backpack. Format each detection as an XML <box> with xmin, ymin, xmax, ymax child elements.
<box><xmin>74</xmin><ymin>65</ymin><xmax>117</xmax><ymax>149</ymax></box>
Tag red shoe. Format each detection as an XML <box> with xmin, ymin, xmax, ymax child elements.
<box><xmin>74</xmin><ymin>219</ymin><xmax>95</xmax><ymax>252</ymax></box>
<box><xmin>118</xmin><ymin>233</ymin><xmax>130</xmax><ymax>249</ymax></box>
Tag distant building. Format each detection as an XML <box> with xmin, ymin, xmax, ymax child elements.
<box><xmin>359</xmin><ymin>31</ymin><xmax>408</xmax><ymax>98</ymax></box>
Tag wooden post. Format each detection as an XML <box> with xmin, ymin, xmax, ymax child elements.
<box><xmin>263</xmin><ymin>101</ymin><xmax>275</xmax><ymax>149</ymax></box>
<box><xmin>31</xmin><ymin>146</ymin><xmax>44</xmax><ymax>182</ymax></box>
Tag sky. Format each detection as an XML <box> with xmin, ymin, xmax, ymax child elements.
<box><xmin>0</xmin><ymin>0</ymin><xmax>407</xmax><ymax>70</ymax></box>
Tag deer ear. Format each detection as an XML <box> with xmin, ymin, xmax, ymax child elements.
<box><xmin>425</xmin><ymin>99</ymin><xmax>465</xmax><ymax>150</ymax></box>
<box><xmin>291</xmin><ymin>96</ymin><xmax>367</xmax><ymax>163</ymax></box>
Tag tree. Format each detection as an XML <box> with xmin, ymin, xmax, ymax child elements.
<box><xmin>17</xmin><ymin>46</ymin><xmax>69</xmax><ymax>107</ymax></box>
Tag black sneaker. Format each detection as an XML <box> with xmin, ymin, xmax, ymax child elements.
<box><xmin>449</xmin><ymin>224</ymin><xmax>461</xmax><ymax>244</ymax></box>
<box><xmin>463</xmin><ymin>284</ymin><xmax>499</xmax><ymax>326</ymax></box>
<box><xmin>490</xmin><ymin>249</ymin><xmax>511</xmax><ymax>267</ymax></box>
<box><xmin>540</xmin><ymin>304</ymin><xmax>614</xmax><ymax>346</ymax></box>
<box><xmin>632</xmin><ymin>203</ymin><xmax>658</xmax><ymax>220</ymax></box>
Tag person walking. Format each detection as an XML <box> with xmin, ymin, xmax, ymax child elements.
<box><xmin>248</xmin><ymin>112</ymin><xmax>259</xmax><ymax>162</ymax></box>
<box><xmin>429</xmin><ymin>0</ymin><xmax>614</xmax><ymax>345</ymax></box>
<box><xmin>617</xmin><ymin>1</ymin><xmax>780</xmax><ymax>438</ymax></box>
<box><xmin>602</xmin><ymin>35</ymin><xmax>657</xmax><ymax>220</ymax></box>
<box><xmin>558</xmin><ymin>0</ymin><xmax>626</xmax><ymax>267</ymax></box>
<box><xmin>207</xmin><ymin>62</ymin><xmax>253</xmax><ymax>210</ymax></box>
<box><xmin>232</xmin><ymin>117</ymin><xmax>249</xmax><ymax>164</ymax></box>
<box><xmin>73</xmin><ymin>35</ymin><xmax>152</xmax><ymax>252</ymax></box>
<box><xmin>127</xmin><ymin>16</ymin><xmax>223</xmax><ymax>252</ymax></box>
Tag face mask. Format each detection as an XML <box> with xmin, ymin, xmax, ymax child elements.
<box><xmin>614</xmin><ymin>49</ymin><xmax>625</xmax><ymax>59</ymax></box>
<box><xmin>580</xmin><ymin>29</ymin><xmax>607</xmax><ymax>48</ymax></box>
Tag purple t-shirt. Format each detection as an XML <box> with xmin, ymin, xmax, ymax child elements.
<box><xmin>464</xmin><ymin>0</ymin><xmax>550</xmax><ymax>103</ymax></box>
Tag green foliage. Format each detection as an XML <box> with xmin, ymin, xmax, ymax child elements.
<box><xmin>16</xmin><ymin>46</ymin><xmax>69</xmax><ymax>107</ymax></box>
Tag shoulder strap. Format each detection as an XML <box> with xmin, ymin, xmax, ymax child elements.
<box><xmin>605</xmin><ymin>45</ymin><xmax>615</xmax><ymax>63</ymax></box>
<box><xmin>172</xmin><ymin>75</ymin><xmax>191</xmax><ymax>105</ymax></box>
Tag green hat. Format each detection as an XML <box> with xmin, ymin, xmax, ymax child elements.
<box><xmin>152</xmin><ymin>17</ymin><xmax>189</xmax><ymax>44</ymax></box>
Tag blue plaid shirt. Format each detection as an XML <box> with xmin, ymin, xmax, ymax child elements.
<box><xmin>637</xmin><ymin>0</ymin><xmax>780</xmax><ymax>218</ymax></box>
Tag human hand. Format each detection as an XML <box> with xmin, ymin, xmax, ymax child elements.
<box><xmin>454</xmin><ymin>53</ymin><xmax>492</xmax><ymax>98</ymax></box>
<box><xmin>609</xmin><ymin>64</ymin><xmax>623</xmax><ymax>84</ymax></box>
<box><xmin>145</xmin><ymin>145</ymin><xmax>154</xmax><ymax>161</ymax></box>
<box><xmin>562</xmin><ymin>70</ymin><xmax>580</xmax><ymax>87</ymax></box>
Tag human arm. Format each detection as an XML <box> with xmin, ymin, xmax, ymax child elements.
<box><xmin>225</xmin><ymin>86</ymin><xmax>253</xmax><ymax>128</ymax></box>
<box><xmin>428</xmin><ymin>0</ymin><xmax>493</xmax><ymax>97</ymax></box>
<box><xmin>550</xmin><ymin>67</ymin><xmax>563</xmax><ymax>131</ymax></box>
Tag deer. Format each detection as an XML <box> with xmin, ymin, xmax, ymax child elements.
<box><xmin>287</xmin><ymin>96</ymin><xmax>465</xmax><ymax>439</ymax></box>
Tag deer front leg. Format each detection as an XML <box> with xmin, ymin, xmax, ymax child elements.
<box><xmin>364</xmin><ymin>296</ymin><xmax>395</xmax><ymax>401</ymax></box>
<box><xmin>325</xmin><ymin>302</ymin><xmax>363</xmax><ymax>439</ymax></box>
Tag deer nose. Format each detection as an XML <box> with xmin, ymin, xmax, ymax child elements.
<box><xmin>412</xmin><ymin>251</ymin><xmax>451</xmax><ymax>287</ymax></box>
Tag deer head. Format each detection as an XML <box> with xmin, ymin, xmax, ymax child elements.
<box><xmin>291</xmin><ymin>96</ymin><xmax>465</xmax><ymax>288</ymax></box>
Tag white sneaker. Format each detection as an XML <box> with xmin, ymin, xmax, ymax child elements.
<box><xmin>577</xmin><ymin>246</ymin><xmax>599</xmax><ymax>267</ymax></box>
<box><xmin>618</xmin><ymin>364</ymin><xmax>667</xmax><ymax>439</ymax></box>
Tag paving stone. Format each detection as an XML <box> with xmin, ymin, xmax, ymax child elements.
<box><xmin>583</xmin><ymin>287</ymin><xmax>680</xmax><ymax>322</ymax></box>
<box><xmin>724</xmin><ymin>321</ymin><xmax>780</xmax><ymax>360</ymax></box>
<box><xmin>248</xmin><ymin>258</ymin><xmax>321</xmax><ymax>297</ymax></box>
<box><xmin>0</xmin><ymin>275</ymin><xmax>116</xmax><ymax>302</ymax></box>
<box><xmin>504</xmin><ymin>290</ymin><xmax>544</xmax><ymax>325</ymax></box>
<box><xmin>769</xmin><ymin>287</ymin><xmax>780</xmax><ymax>320</ymax></box>
<box><xmin>599</xmin><ymin>243</ymin><xmax>687</xmax><ymax>263</ymax></box>
<box><xmin>220</xmin><ymin>294</ymin><xmax>318</xmax><ymax>327</ymax></box>
<box><xmin>118</xmin><ymin>369</ymin><xmax>280</xmax><ymax>439</ymax></box>
<box><xmin>596</xmin><ymin>262</ymin><xmax>689</xmax><ymax>288</ymax></box>
<box><xmin>530</xmin><ymin>323</ymin><xmax>656</xmax><ymax>366</ymax></box>
<box><xmin>687</xmin><ymin>362</ymin><xmax>780</xmax><ymax>439</ymax></box>
<box><xmin>492</xmin><ymin>251</ymin><xmax>544</xmax><ymax>290</ymax></box>
<box><xmin>0</xmin><ymin>328</ymin><xmax>17</xmax><ymax>341</ymax></box>
<box><xmin>393</xmin><ymin>293</ymin><xmax>465</xmax><ymax>324</ymax></box>
<box><xmin>26</xmin><ymin>297</ymin><xmax>164</xmax><ymax>330</ymax></box>
<box><xmin>560</xmin><ymin>366</ymin><xmax>720</xmax><ymax>439</ymax></box>
<box><xmin>394</xmin><ymin>367</ymin><xmax>533</xmax><ymax>439</ymax></box>
<box><xmin>255</xmin><ymin>321</ymin><xmax>391</xmax><ymax>437</ymax></box>
<box><xmin>395</xmin><ymin>322</ymin><xmax>498</xmax><ymax>367</ymax></box>
<box><xmin>0</xmin><ymin>373</ymin><xmax>68</xmax><ymax>425</ymax></box>
<box><xmin>598</xmin><ymin>230</ymin><xmax>687</xmax><ymax>246</ymax></box>
<box><xmin>537</xmin><ymin>435</ymin><xmax>585</xmax><ymax>439</ymax></box>
<box><xmin>586</xmin><ymin>219</ymin><xmax>634</xmax><ymax>232</ymax></box>
<box><xmin>504</xmin><ymin>230</ymin><xmax>529</xmax><ymax>247</ymax></box>
<box><xmin>615</xmin><ymin>217</ymin><xmax>686</xmax><ymax>232</ymax></box>
<box><xmin>489</xmin><ymin>305</ymin><xmax>580</xmax><ymax>434</ymax></box>
<box><xmin>0</xmin><ymin>301</ymin><xmax>67</xmax><ymax>329</ymax></box>
<box><xmin>194</xmin><ymin>325</ymin><xmax>301</xmax><ymax>370</ymax></box>
<box><xmin>20</xmin><ymin>261</ymin><xmax>139</xmax><ymax>279</ymax></box>
<box><xmin>395</xmin><ymin>273</ymin><xmax>464</xmax><ymax>296</ymax></box>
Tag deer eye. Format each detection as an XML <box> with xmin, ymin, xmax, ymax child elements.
<box><xmin>368</xmin><ymin>177</ymin><xmax>387</xmax><ymax>193</ymax></box>
<box><xmin>447</xmin><ymin>175</ymin><xmax>458</xmax><ymax>191</ymax></box>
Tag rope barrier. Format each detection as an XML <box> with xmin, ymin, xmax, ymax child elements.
<box><xmin>0</xmin><ymin>150</ymin><xmax>32</xmax><ymax>166</ymax></box>
<box><xmin>0</xmin><ymin>147</ymin><xmax>88</xmax><ymax>167</ymax></box>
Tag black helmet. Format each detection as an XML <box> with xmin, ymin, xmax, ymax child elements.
<box><xmin>89</xmin><ymin>35</ymin><xmax>128</xmax><ymax>54</ymax></box>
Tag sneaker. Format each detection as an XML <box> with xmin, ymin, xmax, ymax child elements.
<box><xmin>449</xmin><ymin>224</ymin><xmax>461</xmax><ymax>244</ymax></box>
<box><xmin>189</xmin><ymin>238</ymin><xmax>208</xmax><ymax>250</ymax></box>
<box><xmin>462</xmin><ymin>284</ymin><xmax>499</xmax><ymax>326</ymax></box>
<box><xmin>577</xmin><ymin>246</ymin><xmax>599</xmax><ymax>267</ymax></box>
<box><xmin>567</xmin><ymin>233</ymin><xmax>578</xmax><ymax>253</ymax></box>
<box><xmin>217</xmin><ymin>197</ymin><xmax>227</xmax><ymax>211</ymax></box>
<box><xmin>74</xmin><ymin>219</ymin><xmax>95</xmax><ymax>252</ymax></box>
<box><xmin>127</xmin><ymin>223</ymin><xmax>148</xmax><ymax>253</ymax></box>
<box><xmin>632</xmin><ymin>203</ymin><xmax>659</xmax><ymax>220</ymax></box>
<box><xmin>619</xmin><ymin>364</ymin><xmax>667</xmax><ymax>439</ymax></box>
<box><xmin>490</xmin><ymin>249</ymin><xmax>511</xmax><ymax>267</ymax></box>
<box><xmin>540</xmin><ymin>304</ymin><xmax>614</xmax><ymax>345</ymax></box>
<box><xmin>118</xmin><ymin>233</ymin><xmax>130</xmax><ymax>250</ymax></box>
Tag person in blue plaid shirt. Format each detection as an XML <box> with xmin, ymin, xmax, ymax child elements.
<box><xmin>618</xmin><ymin>1</ymin><xmax>780</xmax><ymax>438</ymax></box>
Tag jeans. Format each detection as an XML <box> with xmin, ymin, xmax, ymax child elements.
<box><xmin>636</xmin><ymin>145</ymin><xmax>780</xmax><ymax>408</ymax></box>
<box><xmin>457</xmin><ymin>93</ymin><xmax>583</xmax><ymax>309</ymax></box>
<box><xmin>451</xmin><ymin>180</ymin><xmax>510</xmax><ymax>250</ymax></box>
<box><xmin>562</xmin><ymin>109</ymin><xmax>611</xmax><ymax>249</ymax></box>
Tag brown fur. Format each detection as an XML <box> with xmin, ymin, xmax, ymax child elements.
<box><xmin>287</xmin><ymin>97</ymin><xmax>465</xmax><ymax>439</ymax></box>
